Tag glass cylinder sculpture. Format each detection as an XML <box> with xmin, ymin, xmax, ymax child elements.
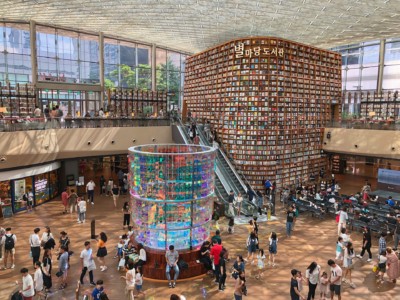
<box><xmin>128</xmin><ymin>144</ymin><xmax>216</xmax><ymax>251</ymax></box>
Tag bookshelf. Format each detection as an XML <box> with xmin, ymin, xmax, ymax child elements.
<box><xmin>360</xmin><ymin>91</ymin><xmax>400</xmax><ymax>119</ymax></box>
<box><xmin>184</xmin><ymin>37</ymin><xmax>342</xmax><ymax>190</ymax></box>
<box><xmin>0</xmin><ymin>83</ymin><xmax>36</xmax><ymax>117</ymax></box>
<box><xmin>107</xmin><ymin>89</ymin><xmax>168</xmax><ymax>117</ymax></box>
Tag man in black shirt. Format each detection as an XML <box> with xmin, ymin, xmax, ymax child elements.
<box><xmin>356</xmin><ymin>226</ymin><xmax>372</xmax><ymax>262</ymax></box>
<box><xmin>227</xmin><ymin>191</ymin><xmax>235</xmax><ymax>217</ymax></box>
<box><xmin>218</xmin><ymin>251</ymin><xmax>227</xmax><ymax>292</ymax></box>
<box><xmin>286</xmin><ymin>206</ymin><xmax>295</xmax><ymax>238</ymax></box>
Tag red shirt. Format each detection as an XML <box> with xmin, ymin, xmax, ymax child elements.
<box><xmin>210</xmin><ymin>244</ymin><xmax>223</xmax><ymax>265</ymax></box>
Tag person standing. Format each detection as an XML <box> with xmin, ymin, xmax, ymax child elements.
<box><xmin>305</xmin><ymin>262</ymin><xmax>320</xmax><ymax>300</ymax></box>
<box><xmin>120</xmin><ymin>262</ymin><xmax>135</xmax><ymax>297</ymax></box>
<box><xmin>227</xmin><ymin>190</ymin><xmax>235</xmax><ymax>217</ymax></box>
<box><xmin>256</xmin><ymin>191</ymin><xmax>264</xmax><ymax>215</ymax></box>
<box><xmin>264</xmin><ymin>179</ymin><xmax>272</xmax><ymax>196</ymax></box>
<box><xmin>80</xmin><ymin>241</ymin><xmax>96</xmax><ymax>285</ymax></box>
<box><xmin>356</xmin><ymin>226</ymin><xmax>372</xmax><ymax>262</ymax></box>
<box><xmin>42</xmin><ymin>248</ymin><xmax>52</xmax><ymax>293</ymax></box>
<box><xmin>68</xmin><ymin>189</ymin><xmax>78</xmax><ymax>214</ymax></box>
<box><xmin>337</xmin><ymin>207</ymin><xmax>348</xmax><ymax>236</ymax></box>
<box><xmin>393</xmin><ymin>215</ymin><xmax>400</xmax><ymax>251</ymax></box>
<box><xmin>236</xmin><ymin>192</ymin><xmax>243</xmax><ymax>216</ymax></box>
<box><xmin>218</xmin><ymin>250</ymin><xmax>227</xmax><ymax>292</ymax></box>
<box><xmin>78</xmin><ymin>197</ymin><xmax>87</xmax><ymax>224</ymax></box>
<box><xmin>19</xmin><ymin>268</ymin><xmax>35</xmax><ymax>300</ymax></box>
<box><xmin>379</xmin><ymin>232</ymin><xmax>387</xmax><ymax>255</ymax></box>
<box><xmin>99</xmin><ymin>175</ymin><xmax>106</xmax><ymax>195</ymax></box>
<box><xmin>268</xmin><ymin>232</ymin><xmax>278</xmax><ymax>267</ymax></box>
<box><xmin>106</xmin><ymin>178</ymin><xmax>113</xmax><ymax>197</ymax></box>
<box><xmin>30</xmin><ymin>228</ymin><xmax>41</xmax><ymax>266</ymax></box>
<box><xmin>386</xmin><ymin>247</ymin><xmax>400</xmax><ymax>283</ymax></box>
<box><xmin>57</xmin><ymin>246</ymin><xmax>69</xmax><ymax>290</ymax></box>
<box><xmin>86</xmin><ymin>179</ymin><xmax>96</xmax><ymax>205</ymax></box>
<box><xmin>96</xmin><ymin>232</ymin><xmax>108</xmax><ymax>272</ymax></box>
<box><xmin>286</xmin><ymin>206</ymin><xmax>295</xmax><ymax>238</ymax></box>
<box><xmin>290</xmin><ymin>269</ymin><xmax>305</xmax><ymax>300</ymax></box>
<box><xmin>210</xmin><ymin>239</ymin><xmax>223</xmax><ymax>283</ymax></box>
<box><xmin>328</xmin><ymin>259</ymin><xmax>342</xmax><ymax>300</ymax></box>
<box><xmin>234</xmin><ymin>271</ymin><xmax>246</xmax><ymax>300</ymax></box>
<box><xmin>122</xmin><ymin>202</ymin><xmax>131</xmax><ymax>229</ymax></box>
<box><xmin>165</xmin><ymin>245</ymin><xmax>179</xmax><ymax>288</ymax></box>
<box><xmin>33</xmin><ymin>261</ymin><xmax>46</xmax><ymax>299</ymax></box>
<box><xmin>246</xmin><ymin>184</ymin><xmax>256</xmax><ymax>205</ymax></box>
<box><xmin>2</xmin><ymin>227</ymin><xmax>16</xmax><ymax>269</ymax></box>
<box><xmin>61</xmin><ymin>188</ymin><xmax>69</xmax><ymax>213</ymax></box>
<box><xmin>112</xmin><ymin>185</ymin><xmax>120</xmax><ymax>208</ymax></box>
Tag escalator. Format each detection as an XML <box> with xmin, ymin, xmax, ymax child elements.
<box><xmin>173</xmin><ymin>121</ymin><xmax>257</xmax><ymax>217</ymax></box>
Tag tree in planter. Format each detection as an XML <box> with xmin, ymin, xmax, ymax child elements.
<box><xmin>107</xmin><ymin>64</ymin><xmax>152</xmax><ymax>90</ymax></box>
<box><xmin>156</xmin><ymin>59</ymin><xmax>181</xmax><ymax>105</ymax></box>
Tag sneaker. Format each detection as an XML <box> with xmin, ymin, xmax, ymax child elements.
<box><xmin>350</xmin><ymin>282</ymin><xmax>356</xmax><ymax>288</ymax></box>
<box><xmin>261</xmin><ymin>255</ymin><xmax>266</xmax><ymax>259</ymax></box>
<box><xmin>172</xmin><ymin>282</ymin><xmax>176</xmax><ymax>288</ymax></box>
<box><xmin>356</xmin><ymin>255</ymin><xmax>362</xmax><ymax>259</ymax></box>
<box><xmin>168</xmin><ymin>283</ymin><xmax>172</xmax><ymax>288</ymax></box>
<box><xmin>218</xmin><ymin>289</ymin><xmax>224</xmax><ymax>292</ymax></box>
<box><xmin>102</xmin><ymin>266</ymin><xmax>108</xmax><ymax>271</ymax></box>
<box><xmin>91</xmin><ymin>202</ymin><xmax>94</xmax><ymax>205</ymax></box>
<box><xmin>100</xmin><ymin>266</ymin><xmax>104</xmax><ymax>272</ymax></box>
<box><xmin>77</xmin><ymin>221</ymin><xmax>81</xmax><ymax>224</ymax></box>
<box><xmin>367</xmin><ymin>258</ymin><xmax>372</xmax><ymax>262</ymax></box>
<box><xmin>10</xmin><ymin>264</ymin><xmax>15</xmax><ymax>269</ymax></box>
<box><xmin>343</xmin><ymin>278</ymin><xmax>348</xmax><ymax>283</ymax></box>
<box><xmin>90</xmin><ymin>282</ymin><xmax>96</xmax><ymax>286</ymax></box>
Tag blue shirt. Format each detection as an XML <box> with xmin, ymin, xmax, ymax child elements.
<box><xmin>92</xmin><ymin>287</ymin><xmax>104</xmax><ymax>300</ymax></box>
<box><xmin>387</xmin><ymin>199</ymin><xmax>395</xmax><ymax>207</ymax></box>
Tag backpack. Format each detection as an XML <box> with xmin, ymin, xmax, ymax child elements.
<box><xmin>22</xmin><ymin>194</ymin><xmax>28</xmax><ymax>201</ymax></box>
<box><xmin>4</xmin><ymin>234</ymin><xmax>15</xmax><ymax>250</ymax></box>
<box><xmin>45</xmin><ymin>237</ymin><xmax>56</xmax><ymax>249</ymax></box>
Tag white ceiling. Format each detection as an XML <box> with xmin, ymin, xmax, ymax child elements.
<box><xmin>1</xmin><ymin>0</ymin><xmax>400</xmax><ymax>53</ymax></box>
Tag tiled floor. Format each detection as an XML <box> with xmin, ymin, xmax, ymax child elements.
<box><xmin>1</xmin><ymin>174</ymin><xmax>399</xmax><ymax>300</ymax></box>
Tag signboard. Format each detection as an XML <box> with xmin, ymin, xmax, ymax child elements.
<box><xmin>378</xmin><ymin>168</ymin><xmax>400</xmax><ymax>186</ymax></box>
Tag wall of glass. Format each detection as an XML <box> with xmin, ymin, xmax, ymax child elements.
<box><xmin>383</xmin><ymin>38</ymin><xmax>400</xmax><ymax>90</ymax></box>
<box><xmin>156</xmin><ymin>48</ymin><xmax>186</xmax><ymax>106</ymax></box>
<box><xmin>104</xmin><ymin>39</ymin><xmax>152</xmax><ymax>90</ymax></box>
<box><xmin>0</xmin><ymin>23</ymin><xmax>32</xmax><ymax>86</ymax></box>
<box><xmin>36</xmin><ymin>26</ymin><xmax>100</xmax><ymax>84</ymax></box>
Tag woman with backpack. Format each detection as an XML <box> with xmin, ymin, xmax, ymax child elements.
<box><xmin>41</xmin><ymin>226</ymin><xmax>55</xmax><ymax>250</ymax></box>
<box><xmin>42</xmin><ymin>248</ymin><xmax>53</xmax><ymax>293</ymax></box>
<box><xmin>245</xmin><ymin>232</ymin><xmax>258</xmax><ymax>264</ymax></box>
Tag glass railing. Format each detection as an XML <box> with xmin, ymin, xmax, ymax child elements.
<box><xmin>0</xmin><ymin>117</ymin><xmax>170</xmax><ymax>132</ymax></box>
<box><xmin>327</xmin><ymin>120</ymin><xmax>400</xmax><ymax>130</ymax></box>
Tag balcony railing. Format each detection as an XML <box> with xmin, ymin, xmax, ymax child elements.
<box><xmin>328</xmin><ymin>120</ymin><xmax>400</xmax><ymax>131</ymax></box>
<box><xmin>0</xmin><ymin>117</ymin><xmax>170</xmax><ymax>132</ymax></box>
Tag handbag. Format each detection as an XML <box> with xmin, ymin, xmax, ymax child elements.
<box><xmin>335</xmin><ymin>214</ymin><xmax>340</xmax><ymax>223</ymax></box>
<box><xmin>56</xmin><ymin>270</ymin><xmax>64</xmax><ymax>277</ymax></box>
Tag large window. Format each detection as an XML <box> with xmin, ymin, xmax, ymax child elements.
<box><xmin>383</xmin><ymin>39</ymin><xmax>400</xmax><ymax>90</ymax></box>
<box><xmin>0</xmin><ymin>23</ymin><xmax>31</xmax><ymax>86</ymax></box>
<box><xmin>104</xmin><ymin>39</ymin><xmax>151</xmax><ymax>89</ymax></box>
<box><xmin>36</xmin><ymin>26</ymin><xmax>99</xmax><ymax>84</ymax></box>
<box><xmin>156</xmin><ymin>49</ymin><xmax>186</xmax><ymax>105</ymax></box>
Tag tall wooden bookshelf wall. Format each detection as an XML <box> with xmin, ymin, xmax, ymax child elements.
<box><xmin>184</xmin><ymin>37</ymin><xmax>342</xmax><ymax>190</ymax></box>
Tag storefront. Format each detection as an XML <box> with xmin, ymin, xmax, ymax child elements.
<box><xmin>0</xmin><ymin>162</ymin><xmax>60</xmax><ymax>217</ymax></box>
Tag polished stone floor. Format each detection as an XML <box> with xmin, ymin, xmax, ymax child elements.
<box><xmin>0</xmin><ymin>174</ymin><xmax>399</xmax><ymax>300</ymax></box>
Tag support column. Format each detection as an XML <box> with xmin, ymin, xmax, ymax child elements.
<box><xmin>151</xmin><ymin>44</ymin><xmax>156</xmax><ymax>91</ymax></box>
<box><xmin>29</xmin><ymin>20</ymin><xmax>38</xmax><ymax>105</ymax></box>
<box><xmin>99</xmin><ymin>32</ymin><xmax>105</xmax><ymax>109</ymax></box>
<box><xmin>377</xmin><ymin>39</ymin><xmax>386</xmax><ymax>94</ymax></box>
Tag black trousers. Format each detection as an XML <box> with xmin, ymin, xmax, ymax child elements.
<box><xmin>307</xmin><ymin>282</ymin><xmax>317</xmax><ymax>300</ymax></box>
<box><xmin>214</xmin><ymin>264</ymin><xmax>220</xmax><ymax>282</ymax></box>
<box><xmin>200</xmin><ymin>256</ymin><xmax>212</xmax><ymax>271</ymax></box>
<box><xmin>80</xmin><ymin>267</ymin><xmax>94</xmax><ymax>284</ymax></box>
<box><xmin>219</xmin><ymin>272</ymin><xmax>226</xmax><ymax>290</ymax></box>
<box><xmin>88</xmin><ymin>190</ymin><xmax>94</xmax><ymax>203</ymax></box>
<box><xmin>360</xmin><ymin>243</ymin><xmax>372</xmax><ymax>259</ymax></box>
<box><xmin>31</xmin><ymin>246</ymin><xmax>40</xmax><ymax>265</ymax></box>
<box><xmin>123</xmin><ymin>214</ymin><xmax>130</xmax><ymax>226</ymax></box>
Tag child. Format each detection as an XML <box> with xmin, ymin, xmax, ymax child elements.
<box><xmin>135</xmin><ymin>266</ymin><xmax>145</xmax><ymax>297</ymax></box>
<box><xmin>228</xmin><ymin>217</ymin><xmax>234</xmax><ymax>234</ymax></box>
<box><xmin>297</xmin><ymin>271</ymin><xmax>305</xmax><ymax>292</ymax></box>
<box><xmin>127</xmin><ymin>226</ymin><xmax>134</xmax><ymax>238</ymax></box>
<box><xmin>78</xmin><ymin>197</ymin><xmax>86</xmax><ymax>224</ymax></box>
<box><xmin>335</xmin><ymin>236</ymin><xmax>344</xmax><ymax>262</ymax></box>
<box><xmin>114</xmin><ymin>237</ymin><xmax>125</xmax><ymax>260</ymax></box>
<box><xmin>377</xmin><ymin>250</ymin><xmax>387</xmax><ymax>284</ymax></box>
<box><xmin>255</xmin><ymin>248</ymin><xmax>265</xmax><ymax>280</ymax></box>
<box><xmin>319</xmin><ymin>271</ymin><xmax>329</xmax><ymax>300</ymax></box>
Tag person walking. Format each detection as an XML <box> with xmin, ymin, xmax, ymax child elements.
<box><xmin>327</xmin><ymin>259</ymin><xmax>342</xmax><ymax>300</ymax></box>
<box><xmin>305</xmin><ymin>262</ymin><xmax>320</xmax><ymax>300</ymax></box>
<box><xmin>337</xmin><ymin>207</ymin><xmax>348</xmax><ymax>236</ymax></box>
<box><xmin>78</xmin><ymin>197</ymin><xmax>87</xmax><ymax>223</ymax></box>
<box><xmin>286</xmin><ymin>206</ymin><xmax>295</xmax><ymax>238</ymax></box>
<box><xmin>343</xmin><ymin>242</ymin><xmax>356</xmax><ymax>288</ymax></box>
<box><xmin>61</xmin><ymin>189</ymin><xmax>69</xmax><ymax>214</ymax></box>
<box><xmin>33</xmin><ymin>261</ymin><xmax>46</xmax><ymax>300</ymax></box>
<box><xmin>236</xmin><ymin>192</ymin><xmax>243</xmax><ymax>216</ymax></box>
<box><xmin>268</xmin><ymin>232</ymin><xmax>278</xmax><ymax>267</ymax></box>
<box><xmin>19</xmin><ymin>267</ymin><xmax>35</xmax><ymax>300</ymax></box>
<box><xmin>256</xmin><ymin>191</ymin><xmax>264</xmax><ymax>215</ymax></box>
<box><xmin>234</xmin><ymin>271</ymin><xmax>246</xmax><ymax>300</ymax></box>
<box><xmin>2</xmin><ymin>227</ymin><xmax>16</xmax><ymax>269</ymax></box>
<box><xmin>245</xmin><ymin>232</ymin><xmax>258</xmax><ymax>264</ymax></box>
<box><xmin>120</xmin><ymin>261</ymin><xmax>135</xmax><ymax>297</ymax></box>
<box><xmin>386</xmin><ymin>247</ymin><xmax>399</xmax><ymax>283</ymax></box>
<box><xmin>227</xmin><ymin>190</ymin><xmax>235</xmax><ymax>217</ymax></box>
<box><xmin>96</xmin><ymin>232</ymin><xmax>108</xmax><ymax>272</ymax></box>
<box><xmin>86</xmin><ymin>179</ymin><xmax>96</xmax><ymax>205</ymax></box>
<box><xmin>80</xmin><ymin>241</ymin><xmax>96</xmax><ymax>285</ymax></box>
<box><xmin>99</xmin><ymin>175</ymin><xmax>106</xmax><ymax>195</ymax></box>
<box><xmin>290</xmin><ymin>269</ymin><xmax>305</xmax><ymax>300</ymax></box>
<box><xmin>112</xmin><ymin>185</ymin><xmax>120</xmax><ymax>208</ymax></box>
<box><xmin>106</xmin><ymin>178</ymin><xmax>113</xmax><ymax>197</ymax></box>
<box><xmin>30</xmin><ymin>228</ymin><xmax>41</xmax><ymax>266</ymax></box>
<box><xmin>379</xmin><ymin>232</ymin><xmax>387</xmax><ymax>256</ymax></box>
<box><xmin>356</xmin><ymin>226</ymin><xmax>372</xmax><ymax>262</ymax></box>
<box><xmin>218</xmin><ymin>250</ymin><xmax>227</xmax><ymax>292</ymax></box>
<box><xmin>165</xmin><ymin>245</ymin><xmax>179</xmax><ymax>288</ymax></box>
<box><xmin>122</xmin><ymin>202</ymin><xmax>131</xmax><ymax>229</ymax></box>
<box><xmin>68</xmin><ymin>189</ymin><xmax>78</xmax><ymax>215</ymax></box>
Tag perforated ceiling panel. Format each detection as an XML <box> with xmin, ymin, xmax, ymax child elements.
<box><xmin>1</xmin><ymin>0</ymin><xmax>399</xmax><ymax>53</ymax></box>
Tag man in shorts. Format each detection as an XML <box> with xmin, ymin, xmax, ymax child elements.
<box><xmin>328</xmin><ymin>259</ymin><xmax>342</xmax><ymax>300</ymax></box>
<box><xmin>2</xmin><ymin>227</ymin><xmax>16</xmax><ymax>269</ymax></box>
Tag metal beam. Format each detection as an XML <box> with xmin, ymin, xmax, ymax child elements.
<box><xmin>377</xmin><ymin>39</ymin><xmax>386</xmax><ymax>94</ymax></box>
